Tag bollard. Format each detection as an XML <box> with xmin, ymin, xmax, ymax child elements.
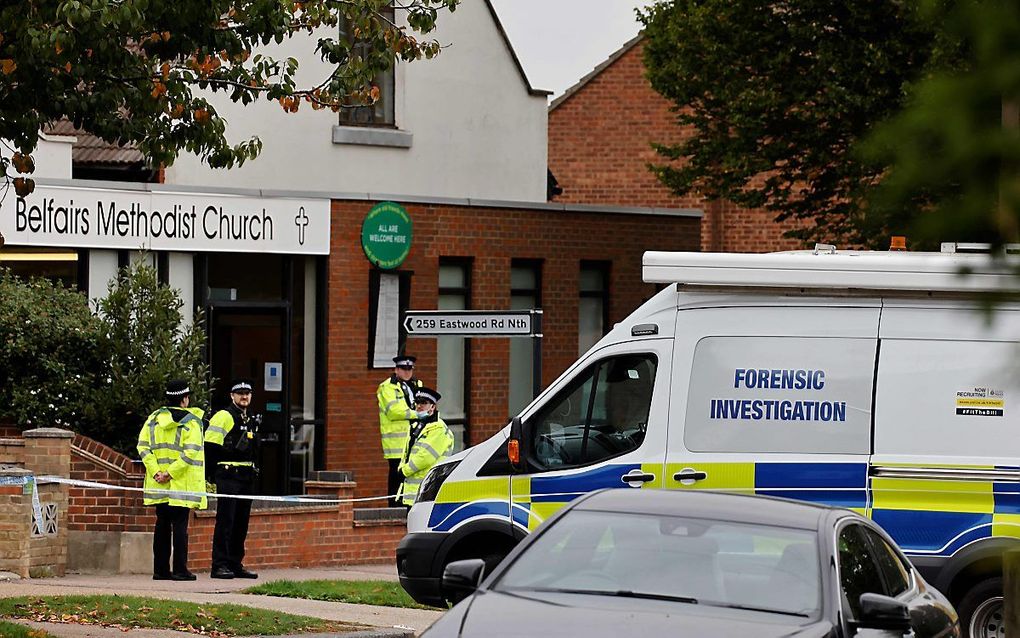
<box><xmin>1005</xmin><ymin>549</ymin><xmax>1020</xmax><ymax>637</ymax></box>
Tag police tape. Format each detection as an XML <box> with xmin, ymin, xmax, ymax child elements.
<box><xmin>30</xmin><ymin>475</ymin><xmax>402</xmax><ymax>504</ymax></box>
<box><xmin>0</xmin><ymin>475</ymin><xmax>46</xmax><ymax>531</ymax></box>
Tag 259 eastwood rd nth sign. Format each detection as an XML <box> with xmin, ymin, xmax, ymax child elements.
<box><xmin>403</xmin><ymin>310</ymin><xmax>541</xmax><ymax>337</ymax></box>
<box><xmin>1</xmin><ymin>184</ymin><xmax>331</xmax><ymax>255</ymax></box>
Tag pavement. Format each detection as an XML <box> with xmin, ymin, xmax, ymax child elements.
<box><xmin>0</xmin><ymin>564</ymin><xmax>444</xmax><ymax>638</ymax></box>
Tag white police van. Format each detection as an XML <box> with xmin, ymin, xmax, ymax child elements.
<box><xmin>398</xmin><ymin>246</ymin><xmax>1020</xmax><ymax>638</ymax></box>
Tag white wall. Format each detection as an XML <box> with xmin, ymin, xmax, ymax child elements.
<box><xmin>17</xmin><ymin>134</ymin><xmax>75</xmax><ymax>180</ymax></box>
<box><xmin>165</xmin><ymin>0</ymin><xmax>548</xmax><ymax>202</ymax></box>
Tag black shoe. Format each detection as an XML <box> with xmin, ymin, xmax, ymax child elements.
<box><xmin>171</xmin><ymin>571</ymin><xmax>197</xmax><ymax>581</ymax></box>
<box><xmin>233</xmin><ymin>568</ymin><xmax>258</xmax><ymax>579</ymax></box>
<box><xmin>210</xmin><ymin>567</ymin><xmax>236</xmax><ymax>579</ymax></box>
<box><xmin>153</xmin><ymin>573</ymin><xmax>173</xmax><ymax>581</ymax></box>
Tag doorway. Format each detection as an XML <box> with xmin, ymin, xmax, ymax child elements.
<box><xmin>208</xmin><ymin>305</ymin><xmax>291</xmax><ymax>495</ymax></box>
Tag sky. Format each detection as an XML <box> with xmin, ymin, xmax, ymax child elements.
<box><xmin>489</xmin><ymin>0</ymin><xmax>649</xmax><ymax>99</ymax></box>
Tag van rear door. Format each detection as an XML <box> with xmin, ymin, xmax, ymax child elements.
<box><xmin>665</xmin><ymin>302</ymin><xmax>879</xmax><ymax>513</ymax></box>
<box><xmin>507</xmin><ymin>338</ymin><xmax>673</xmax><ymax>534</ymax></box>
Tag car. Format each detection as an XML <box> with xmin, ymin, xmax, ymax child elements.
<box><xmin>420</xmin><ymin>489</ymin><xmax>960</xmax><ymax>638</ymax></box>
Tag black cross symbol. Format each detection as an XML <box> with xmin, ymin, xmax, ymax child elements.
<box><xmin>294</xmin><ymin>206</ymin><xmax>309</xmax><ymax>245</ymax></box>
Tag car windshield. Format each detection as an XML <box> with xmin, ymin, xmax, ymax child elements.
<box><xmin>494</xmin><ymin>510</ymin><xmax>821</xmax><ymax>619</ymax></box>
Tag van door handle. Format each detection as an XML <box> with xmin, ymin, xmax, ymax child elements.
<box><xmin>621</xmin><ymin>470</ymin><xmax>656</xmax><ymax>485</ymax></box>
<box><xmin>673</xmin><ymin>469</ymin><xmax>708</xmax><ymax>485</ymax></box>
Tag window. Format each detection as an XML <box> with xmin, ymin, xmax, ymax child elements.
<box><xmin>861</xmin><ymin>527</ymin><xmax>911</xmax><ymax>597</ymax></box>
<box><xmin>527</xmin><ymin>353</ymin><xmax>656</xmax><ymax>470</ymax></box>
<box><xmin>438</xmin><ymin>258</ymin><xmax>470</xmax><ymax>451</ymax></box>
<box><xmin>509</xmin><ymin>260</ymin><xmax>541</xmax><ymax>417</ymax></box>
<box><xmin>837</xmin><ymin>525</ymin><xmax>889</xmax><ymax>619</ymax></box>
<box><xmin>338</xmin><ymin>4</ymin><xmax>395</xmax><ymax>127</ymax></box>
<box><xmin>578</xmin><ymin>261</ymin><xmax>609</xmax><ymax>355</ymax></box>
<box><xmin>0</xmin><ymin>247</ymin><xmax>81</xmax><ymax>289</ymax></box>
<box><xmin>684</xmin><ymin>336</ymin><xmax>875</xmax><ymax>454</ymax></box>
<box><xmin>495</xmin><ymin>511</ymin><xmax>821</xmax><ymax>619</ymax></box>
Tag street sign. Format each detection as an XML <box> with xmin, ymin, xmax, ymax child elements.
<box><xmin>403</xmin><ymin>310</ymin><xmax>542</xmax><ymax>337</ymax></box>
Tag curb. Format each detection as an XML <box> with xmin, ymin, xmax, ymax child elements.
<box><xmin>266</xmin><ymin>630</ymin><xmax>416</xmax><ymax>638</ymax></box>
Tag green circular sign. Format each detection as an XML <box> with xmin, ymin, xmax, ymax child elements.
<box><xmin>361</xmin><ymin>202</ymin><xmax>413</xmax><ymax>269</ymax></box>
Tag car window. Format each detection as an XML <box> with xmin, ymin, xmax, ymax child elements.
<box><xmin>495</xmin><ymin>510</ymin><xmax>822</xmax><ymax>619</ymax></box>
<box><xmin>528</xmin><ymin>354</ymin><xmax>656</xmax><ymax>470</ymax></box>
<box><xmin>860</xmin><ymin>527</ymin><xmax>911</xmax><ymax>596</ymax></box>
<box><xmin>838</xmin><ymin>524</ymin><xmax>889</xmax><ymax>619</ymax></box>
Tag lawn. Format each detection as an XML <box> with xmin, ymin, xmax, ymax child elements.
<box><xmin>0</xmin><ymin>620</ymin><xmax>55</xmax><ymax>637</ymax></box>
<box><xmin>244</xmin><ymin>579</ymin><xmax>440</xmax><ymax>609</ymax></box>
<box><xmin>0</xmin><ymin>595</ymin><xmax>363</xmax><ymax>636</ymax></box>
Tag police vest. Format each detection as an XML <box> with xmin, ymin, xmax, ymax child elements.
<box><xmin>137</xmin><ymin>406</ymin><xmax>208</xmax><ymax>509</ymax></box>
<box><xmin>205</xmin><ymin>404</ymin><xmax>258</xmax><ymax>467</ymax></box>
<box><xmin>377</xmin><ymin>376</ymin><xmax>422</xmax><ymax>460</ymax></box>
<box><xmin>398</xmin><ymin>415</ymin><xmax>454</xmax><ymax>505</ymax></box>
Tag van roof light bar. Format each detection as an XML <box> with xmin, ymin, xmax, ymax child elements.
<box><xmin>941</xmin><ymin>242</ymin><xmax>1020</xmax><ymax>254</ymax></box>
<box><xmin>813</xmin><ymin>243</ymin><xmax>837</xmax><ymax>255</ymax></box>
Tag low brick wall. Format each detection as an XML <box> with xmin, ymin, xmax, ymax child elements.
<box><xmin>65</xmin><ymin>434</ymin><xmax>405</xmax><ymax>573</ymax></box>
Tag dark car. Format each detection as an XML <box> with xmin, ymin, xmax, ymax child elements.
<box><xmin>420</xmin><ymin>489</ymin><xmax>959</xmax><ymax>638</ymax></box>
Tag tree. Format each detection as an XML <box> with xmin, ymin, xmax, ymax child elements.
<box><xmin>0</xmin><ymin>0</ymin><xmax>458</xmax><ymax>197</ymax></box>
<box><xmin>638</xmin><ymin>1</ymin><xmax>948</xmax><ymax>246</ymax></box>
<box><xmin>94</xmin><ymin>257</ymin><xmax>211</xmax><ymax>453</ymax></box>
<box><xmin>860</xmin><ymin>0</ymin><xmax>1020</xmax><ymax>250</ymax></box>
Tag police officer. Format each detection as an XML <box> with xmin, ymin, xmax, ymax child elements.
<box><xmin>137</xmin><ymin>379</ymin><xmax>207</xmax><ymax>581</ymax></box>
<box><xmin>398</xmin><ymin>387</ymin><xmax>454</xmax><ymax>507</ymax></box>
<box><xmin>377</xmin><ymin>355</ymin><xmax>422</xmax><ymax>507</ymax></box>
<box><xmin>204</xmin><ymin>379</ymin><xmax>259</xmax><ymax>580</ymax></box>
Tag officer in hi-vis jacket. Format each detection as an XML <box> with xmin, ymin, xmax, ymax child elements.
<box><xmin>204</xmin><ymin>378</ymin><xmax>259</xmax><ymax>580</ymax></box>
<box><xmin>377</xmin><ymin>355</ymin><xmax>422</xmax><ymax>507</ymax></box>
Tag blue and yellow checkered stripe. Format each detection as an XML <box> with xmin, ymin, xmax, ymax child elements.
<box><xmin>871</xmin><ymin>463</ymin><xmax>1020</xmax><ymax>557</ymax></box>
<box><xmin>427</xmin><ymin>461</ymin><xmax>1020</xmax><ymax>559</ymax></box>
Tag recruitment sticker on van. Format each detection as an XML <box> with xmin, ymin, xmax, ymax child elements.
<box><xmin>955</xmin><ymin>387</ymin><xmax>1005</xmax><ymax>417</ymax></box>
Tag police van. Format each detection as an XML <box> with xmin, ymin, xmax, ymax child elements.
<box><xmin>397</xmin><ymin>246</ymin><xmax>1020</xmax><ymax>638</ymax></box>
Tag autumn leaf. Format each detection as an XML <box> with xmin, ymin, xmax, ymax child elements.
<box><xmin>1</xmin><ymin>59</ymin><xmax>16</xmax><ymax>74</ymax></box>
<box><xmin>369</xmin><ymin>85</ymin><xmax>380</xmax><ymax>102</ymax></box>
<box><xmin>11</xmin><ymin>152</ymin><xmax>35</xmax><ymax>173</ymax></box>
<box><xmin>193</xmin><ymin>108</ymin><xmax>210</xmax><ymax>123</ymax></box>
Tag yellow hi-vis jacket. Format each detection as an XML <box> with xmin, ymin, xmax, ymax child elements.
<box><xmin>377</xmin><ymin>376</ymin><xmax>421</xmax><ymax>460</ymax></box>
<box><xmin>398</xmin><ymin>416</ymin><xmax>454</xmax><ymax>505</ymax></box>
<box><xmin>137</xmin><ymin>407</ymin><xmax>207</xmax><ymax>509</ymax></box>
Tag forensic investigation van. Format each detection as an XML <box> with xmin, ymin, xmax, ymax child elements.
<box><xmin>397</xmin><ymin>245</ymin><xmax>1020</xmax><ymax>638</ymax></box>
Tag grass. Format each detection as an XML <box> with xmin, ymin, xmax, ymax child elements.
<box><xmin>0</xmin><ymin>595</ymin><xmax>364</xmax><ymax>637</ymax></box>
<box><xmin>244</xmin><ymin>579</ymin><xmax>440</xmax><ymax>610</ymax></box>
<box><xmin>0</xmin><ymin>620</ymin><xmax>55</xmax><ymax>637</ymax></box>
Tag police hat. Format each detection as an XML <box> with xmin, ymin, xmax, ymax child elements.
<box><xmin>393</xmin><ymin>355</ymin><xmax>417</xmax><ymax>369</ymax></box>
<box><xmin>165</xmin><ymin>379</ymin><xmax>191</xmax><ymax>398</ymax></box>
<box><xmin>415</xmin><ymin>387</ymin><xmax>441</xmax><ymax>405</ymax></box>
<box><xmin>230</xmin><ymin>378</ymin><xmax>254</xmax><ymax>394</ymax></box>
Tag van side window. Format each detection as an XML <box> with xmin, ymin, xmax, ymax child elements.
<box><xmin>528</xmin><ymin>354</ymin><xmax>657</xmax><ymax>471</ymax></box>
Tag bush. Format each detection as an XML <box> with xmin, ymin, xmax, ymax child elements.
<box><xmin>93</xmin><ymin>258</ymin><xmax>211</xmax><ymax>453</ymax></box>
<box><xmin>0</xmin><ymin>270</ymin><xmax>106</xmax><ymax>429</ymax></box>
<box><xmin>0</xmin><ymin>258</ymin><xmax>210</xmax><ymax>455</ymax></box>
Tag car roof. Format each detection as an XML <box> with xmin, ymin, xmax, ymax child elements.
<box><xmin>572</xmin><ymin>489</ymin><xmax>833</xmax><ymax>530</ymax></box>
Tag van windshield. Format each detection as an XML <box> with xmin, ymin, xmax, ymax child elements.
<box><xmin>494</xmin><ymin>511</ymin><xmax>821</xmax><ymax>619</ymax></box>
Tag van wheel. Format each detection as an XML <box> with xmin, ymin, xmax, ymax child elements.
<box><xmin>958</xmin><ymin>577</ymin><xmax>1004</xmax><ymax>638</ymax></box>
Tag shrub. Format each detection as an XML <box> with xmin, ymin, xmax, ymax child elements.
<box><xmin>0</xmin><ymin>270</ymin><xmax>106</xmax><ymax>430</ymax></box>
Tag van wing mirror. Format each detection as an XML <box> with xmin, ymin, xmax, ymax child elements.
<box><xmin>508</xmin><ymin>416</ymin><xmax>529</xmax><ymax>474</ymax></box>
<box><xmin>857</xmin><ymin>593</ymin><xmax>911</xmax><ymax>632</ymax></box>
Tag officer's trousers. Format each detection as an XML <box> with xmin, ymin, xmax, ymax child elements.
<box><xmin>212</xmin><ymin>466</ymin><xmax>254</xmax><ymax>572</ymax></box>
<box><xmin>153</xmin><ymin>503</ymin><xmax>191</xmax><ymax>576</ymax></box>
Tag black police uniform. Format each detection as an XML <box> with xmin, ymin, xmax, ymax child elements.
<box><xmin>205</xmin><ymin>394</ymin><xmax>259</xmax><ymax>579</ymax></box>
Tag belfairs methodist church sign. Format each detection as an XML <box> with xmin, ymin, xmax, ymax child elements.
<box><xmin>0</xmin><ymin>184</ymin><xmax>330</xmax><ymax>255</ymax></box>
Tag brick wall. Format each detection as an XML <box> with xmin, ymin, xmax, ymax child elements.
<box><xmin>548</xmin><ymin>38</ymin><xmax>803</xmax><ymax>253</ymax></box>
<box><xmin>327</xmin><ymin>199</ymin><xmax>701</xmax><ymax>498</ymax></box>
<box><xmin>67</xmin><ymin>434</ymin><xmax>403</xmax><ymax>571</ymax></box>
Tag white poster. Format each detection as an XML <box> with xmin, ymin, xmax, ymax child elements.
<box><xmin>264</xmin><ymin>362</ymin><xmax>283</xmax><ymax>392</ymax></box>
<box><xmin>1</xmin><ymin>183</ymin><xmax>330</xmax><ymax>255</ymax></box>
<box><xmin>373</xmin><ymin>273</ymin><xmax>401</xmax><ymax>368</ymax></box>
